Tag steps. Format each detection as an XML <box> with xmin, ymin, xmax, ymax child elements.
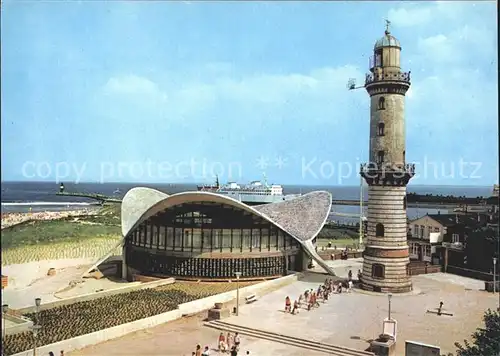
<box><xmin>204</xmin><ymin>320</ymin><xmax>374</xmax><ymax>356</ymax></box>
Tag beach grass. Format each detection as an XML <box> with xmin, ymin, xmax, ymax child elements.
<box><xmin>1</xmin><ymin>205</ymin><xmax>122</xmax><ymax>265</ymax></box>
<box><xmin>1</xmin><ymin>237</ymin><xmax>122</xmax><ymax>266</ymax></box>
<box><xmin>1</xmin><ymin>220</ymin><xmax>121</xmax><ymax>249</ymax></box>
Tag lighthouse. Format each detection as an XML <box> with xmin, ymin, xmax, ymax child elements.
<box><xmin>360</xmin><ymin>21</ymin><xmax>415</xmax><ymax>293</ymax></box>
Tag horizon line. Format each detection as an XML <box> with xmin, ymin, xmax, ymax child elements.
<box><xmin>0</xmin><ymin>180</ymin><xmax>496</xmax><ymax>188</ymax></box>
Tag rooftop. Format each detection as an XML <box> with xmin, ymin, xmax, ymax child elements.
<box><xmin>426</xmin><ymin>213</ymin><xmax>487</xmax><ymax>227</ymax></box>
<box><xmin>374</xmin><ymin>32</ymin><xmax>401</xmax><ymax>50</ymax></box>
<box><xmin>121</xmin><ymin>188</ymin><xmax>333</xmax><ymax>243</ymax></box>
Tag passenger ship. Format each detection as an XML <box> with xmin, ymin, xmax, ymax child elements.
<box><xmin>197</xmin><ymin>175</ymin><xmax>301</xmax><ymax>205</ymax></box>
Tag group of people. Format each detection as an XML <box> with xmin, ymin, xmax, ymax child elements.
<box><xmin>192</xmin><ymin>345</ymin><xmax>211</xmax><ymax>356</ymax></box>
<box><xmin>284</xmin><ymin>270</ymin><xmax>362</xmax><ymax>314</ymax></box>
<box><xmin>192</xmin><ymin>332</ymin><xmax>249</xmax><ymax>355</ymax></box>
<box><xmin>217</xmin><ymin>332</ymin><xmax>241</xmax><ymax>354</ymax></box>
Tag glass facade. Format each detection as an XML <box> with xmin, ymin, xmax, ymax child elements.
<box><xmin>125</xmin><ymin>202</ymin><xmax>303</xmax><ymax>279</ymax></box>
<box><xmin>126</xmin><ymin>202</ymin><xmax>300</xmax><ymax>253</ymax></box>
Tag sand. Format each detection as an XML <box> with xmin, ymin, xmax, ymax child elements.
<box><xmin>1</xmin><ymin>258</ymin><xmax>126</xmax><ymax>309</ymax></box>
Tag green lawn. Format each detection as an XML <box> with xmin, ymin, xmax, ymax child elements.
<box><xmin>316</xmin><ymin>237</ymin><xmax>361</xmax><ymax>248</ymax></box>
<box><xmin>1</xmin><ymin>220</ymin><xmax>121</xmax><ymax>250</ymax></box>
<box><xmin>1</xmin><ymin>205</ymin><xmax>123</xmax><ymax>265</ymax></box>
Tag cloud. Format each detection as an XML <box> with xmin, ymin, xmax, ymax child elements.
<box><xmin>103</xmin><ymin>75</ymin><xmax>165</xmax><ymax>97</ymax></box>
<box><xmin>387</xmin><ymin>7</ymin><xmax>433</xmax><ymax>27</ymax></box>
<box><xmin>97</xmin><ymin>64</ymin><xmax>365</xmax><ymax>125</ymax></box>
<box><xmin>387</xmin><ymin>2</ymin><xmax>477</xmax><ymax>29</ymax></box>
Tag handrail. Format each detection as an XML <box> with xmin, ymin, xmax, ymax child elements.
<box><xmin>360</xmin><ymin>163</ymin><xmax>415</xmax><ymax>174</ymax></box>
<box><xmin>365</xmin><ymin>70</ymin><xmax>410</xmax><ymax>85</ymax></box>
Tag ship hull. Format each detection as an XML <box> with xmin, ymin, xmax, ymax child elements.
<box><xmin>216</xmin><ymin>192</ymin><xmax>301</xmax><ymax>205</ymax></box>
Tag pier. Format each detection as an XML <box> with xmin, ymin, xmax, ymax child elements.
<box><xmin>56</xmin><ymin>192</ymin><xmax>122</xmax><ymax>203</ymax></box>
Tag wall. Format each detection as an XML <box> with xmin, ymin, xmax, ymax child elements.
<box><xmin>446</xmin><ymin>265</ymin><xmax>499</xmax><ymax>282</ymax></box>
<box><xmin>408</xmin><ymin>265</ymin><xmax>441</xmax><ymax>276</ymax></box>
<box><xmin>178</xmin><ymin>273</ymin><xmax>300</xmax><ymax>315</ymax></box>
<box><xmin>17</xmin><ymin>278</ymin><xmax>175</xmax><ymax>314</ymax></box>
<box><xmin>10</xmin><ymin>273</ymin><xmax>300</xmax><ymax>356</ymax></box>
<box><xmin>3</xmin><ymin>314</ymin><xmax>33</xmax><ymax>336</ymax></box>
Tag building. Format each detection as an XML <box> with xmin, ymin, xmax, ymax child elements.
<box><xmin>408</xmin><ymin>213</ymin><xmax>498</xmax><ymax>277</ymax></box>
<box><xmin>359</xmin><ymin>22</ymin><xmax>415</xmax><ymax>293</ymax></box>
<box><xmin>408</xmin><ymin>213</ymin><xmax>486</xmax><ymax>263</ymax></box>
<box><xmin>119</xmin><ymin>187</ymin><xmax>335</xmax><ymax>281</ymax></box>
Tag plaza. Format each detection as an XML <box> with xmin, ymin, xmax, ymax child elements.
<box><xmin>69</xmin><ymin>260</ymin><xmax>498</xmax><ymax>356</ymax></box>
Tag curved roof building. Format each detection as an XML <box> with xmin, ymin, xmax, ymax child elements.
<box><xmin>120</xmin><ymin>187</ymin><xmax>335</xmax><ymax>281</ymax></box>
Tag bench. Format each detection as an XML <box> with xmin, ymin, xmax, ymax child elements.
<box><xmin>245</xmin><ymin>294</ymin><xmax>258</xmax><ymax>304</ymax></box>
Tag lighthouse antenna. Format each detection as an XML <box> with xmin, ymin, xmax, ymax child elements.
<box><xmin>346</xmin><ymin>78</ymin><xmax>364</xmax><ymax>91</ymax></box>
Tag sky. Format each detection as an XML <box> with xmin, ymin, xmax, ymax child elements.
<box><xmin>1</xmin><ymin>1</ymin><xmax>498</xmax><ymax>186</ymax></box>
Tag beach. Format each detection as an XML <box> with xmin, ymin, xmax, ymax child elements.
<box><xmin>1</xmin><ymin>209</ymin><xmax>97</xmax><ymax>230</ymax></box>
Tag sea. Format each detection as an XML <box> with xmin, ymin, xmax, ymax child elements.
<box><xmin>0</xmin><ymin>181</ymin><xmax>494</xmax><ymax>223</ymax></box>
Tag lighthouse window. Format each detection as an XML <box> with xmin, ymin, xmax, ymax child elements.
<box><xmin>372</xmin><ymin>264</ymin><xmax>385</xmax><ymax>279</ymax></box>
<box><xmin>378</xmin><ymin>97</ymin><xmax>385</xmax><ymax>110</ymax></box>
<box><xmin>378</xmin><ymin>123</ymin><xmax>385</xmax><ymax>136</ymax></box>
<box><xmin>375</xmin><ymin>223</ymin><xmax>385</xmax><ymax>237</ymax></box>
<box><xmin>377</xmin><ymin>150</ymin><xmax>385</xmax><ymax>164</ymax></box>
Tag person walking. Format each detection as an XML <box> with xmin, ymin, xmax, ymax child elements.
<box><xmin>218</xmin><ymin>332</ymin><xmax>227</xmax><ymax>352</ymax></box>
<box><xmin>227</xmin><ymin>332</ymin><xmax>233</xmax><ymax>351</ymax></box>
<box><xmin>285</xmin><ymin>296</ymin><xmax>291</xmax><ymax>312</ymax></box>
<box><xmin>234</xmin><ymin>332</ymin><xmax>241</xmax><ymax>350</ymax></box>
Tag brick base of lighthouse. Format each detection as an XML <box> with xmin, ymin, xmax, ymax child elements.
<box><xmin>361</xmin><ymin>250</ymin><xmax>412</xmax><ymax>293</ymax></box>
<box><xmin>360</xmin><ymin>185</ymin><xmax>412</xmax><ymax>293</ymax></box>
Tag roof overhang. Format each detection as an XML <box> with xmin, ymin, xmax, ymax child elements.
<box><xmin>121</xmin><ymin>188</ymin><xmax>333</xmax><ymax>245</ymax></box>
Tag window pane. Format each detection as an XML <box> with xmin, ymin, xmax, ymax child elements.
<box><xmin>174</xmin><ymin>228</ymin><xmax>182</xmax><ymax>250</ymax></box>
<box><xmin>166</xmin><ymin>227</ymin><xmax>174</xmax><ymax>250</ymax></box>
<box><xmin>278</xmin><ymin>230</ymin><xmax>284</xmax><ymax>248</ymax></box>
<box><xmin>242</xmin><ymin>229</ymin><xmax>251</xmax><ymax>250</ymax></box>
<box><xmin>222</xmin><ymin>229</ymin><xmax>232</xmax><ymax>250</ymax></box>
<box><xmin>261</xmin><ymin>228</ymin><xmax>270</xmax><ymax>250</ymax></box>
<box><xmin>251</xmin><ymin>229</ymin><xmax>260</xmax><ymax>249</ymax></box>
<box><xmin>192</xmin><ymin>228</ymin><xmax>202</xmax><ymax>250</ymax></box>
<box><xmin>202</xmin><ymin>228</ymin><xmax>212</xmax><ymax>251</ymax></box>
<box><xmin>139</xmin><ymin>225</ymin><xmax>145</xmax><ymax>246</ymax></box>
<box><xmin>152</xmin><ymin>225</ymin><xmax>158</xmax><ymax>248</ymax></box>
<box><xmin>213</xmin><ymin>229</ymin><xmax>222</xmax><ymax>249</ymax></box>
<box><xmin>159</xmin><ymin>226</ymin><xmax>166</xmax><ymax>250</ymax></box>
<box><xmin>182</xmin><ymin>229</ymin><xmax>191</xmax><ymax>250</ymax></box>
<box><xmin>232</xmin><ymin>229</ymin><xmax>241</xmax><ymax>251</ymax></box>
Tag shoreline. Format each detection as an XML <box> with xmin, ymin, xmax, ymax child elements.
<box><xmin>1</xmin><ymin>208</ymin><xmax>99</xmax><ymax>230</ymax></box>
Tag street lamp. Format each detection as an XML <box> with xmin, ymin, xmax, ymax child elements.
<box><xmin>2</xmin><ymin>304</ymin><xmax>8</xmax><ymax>340</ymax></box>
<box><xmin>234</xmin><ymin>272</ymin><xmax>242</xmax><ymax>316</ymax></box>
<box><xmin>34</xmin><ymin>298</ymin><xmax>41</xmax><ymax>326</ymax></box>
<box><xmin>493</xmin><ymin>258</ymin><xmax>497</xmax><ymax>294</ymax></box>
<box><xmin>31</xmin><ymin>298</ymin><xmax>42</xmax><ymax>356</ymax></box>
<box><xmin>30</xmin><ymin>325</ymin><xmax>41</xmax><ymax>356</ymax></box>
<box><xmin>387</xmin><ymin>293</ymin><xmax>393</xmax><ymax>320</ymax></box>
